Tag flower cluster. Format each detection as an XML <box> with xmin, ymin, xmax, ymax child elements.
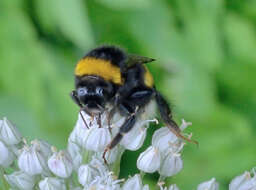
<box><xmin>0</xmin><ymin>114</ymin><xmax>256</xmax><ymax>190</ymax></box>
<box><xmin>137</xmin><ymin>119</ymin><xmax>191</xmax><ymax>177</ymax></box>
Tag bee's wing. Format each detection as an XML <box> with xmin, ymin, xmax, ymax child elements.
<box><xmin>126</xmin><ymin>54</ymin><xmax>155</xmax><ymax>67</ymax></box>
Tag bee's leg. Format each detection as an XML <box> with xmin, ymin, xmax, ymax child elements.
<box><xmin>70</xmin><ymin>90</ymin><xmax>89</xmax><ymax>129</ymax></box>
<box><xmin>103</xmin><ymin>108</ymin><xmax>137</xmax><ymax>164</ymax></box>
<box><xmin>103</xmin><ymin>89</ymin><xmax>153</xmax><ymax>164</ymax></box>
<box><xmin>155</xmin><ymin>91</ymin><xmax>198</xmax><ymax>145</ymax></box>
<box><xmin>107</xmin><ymin>108</ymin><xmax>116</xmax><ymax>129</ymax></box>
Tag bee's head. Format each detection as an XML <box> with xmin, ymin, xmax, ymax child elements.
<box><xmin>75</xmin><ymin>76</ymin><xmax>115</xmax><ymax>115</ymax></box>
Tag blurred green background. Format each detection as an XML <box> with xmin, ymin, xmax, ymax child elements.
<box><xmin>1</xmin><ymin>0</ymin><xmax>256</xmax><ymax>189</ymax></box>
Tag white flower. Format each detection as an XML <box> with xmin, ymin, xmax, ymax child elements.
<box><xmin>69</xmin><ymin>120</ymin><xmax>90</xmax><ymax>148</ymax></box>
<box><xmin>0</xmin><ymin>117</ymin><xmax>22</xmax><ymax>145</ymax></box>
<box><xmin>31</xmin><ymin>139</ymin><xmax>52</xmax><ymax>159</ymax></box>
<box><xmin>39</xmin><ymin>177</ymin><xmax>66</xmax><ymax>190</ymax></box>
<box><xmin>0</xmin><ymin>140</ymin><xmax>15</xmax><ymax>167</ymax></box>
<box><xmin>84</xmin><ymin>127</ymin><xmax>111</xmax><ymax>152</ymax></box>
<box><xmin>18</xmin><ymin>141</ymin><xmax>49</xmax><ymax>175</ymax></box>
<box><xmin>143</xmin><ymin>184</ymin><xmax>150</xmax><ymax>190</ymax></box>
<box><xmin>89</xmin><ymin>156</ymin><xmax>109</xmax><ymax>176</ymax></box>
<box><xmin>158</xmin><ymin>152</ymin><xmax>183</xmax><ymax>177</ymax></box>
<box><xmin>137</xmin><ymin>146</ymin><xmax>161</xmax><ymax>173</ymax></box>
<box><xmin>100</xmin><ymin>145</ymin><xmax>120</xmax><ymax>164</ymax></box>
<box><xmin>121</xmin><ymin>118</ymin><xmax>157</xmax><ymax>151</ymax></box>
<box><xmin>121</xmin><ymin>125</ymin><xmax>147</xmax><ymax>151</ymax></box>
<box><xmin>169</xmin><ymin>184</ymin><xmax>180</xmax><ymax>190</ymax></box>
<box><xmin>78</xmin><ymin>164</ymin><xmax>99</xmax><ymax>186</ymax></box>
<box><xmin>230</xmin><ymin>171</ymin><xmax>256</xmax><ymax>190</ymax></box>
<box><xmin>152</xmin><ymin>127</ymin><xmax>179</xmax><ymax>153</ymax></box>
<box><xmin>48</xmin><ymin>149</ymin><xmax>73</xmax><ymax>178</ymax></box>
<box><xmin>197</xmin><ymin>178</ymin><xmax>219</xmax><ymax>190</ymax></box>
<box><xmin>229</xmin><ymin>171</ymin><xmax>251</xmax><ymax>190</ymax></box>
<box><xmin>4</xmin><ymin>171</ymin><xmax>36</xmax><ymax>190</ymax></box>
<box><xmin>67</xmin><ymin>141</ymin><xmax>82</xmax><ymax>170</ymax></box>
<box><xmin>159</xmin><ymin>183</ymin><xmax>180</xmax><ymax>190</ymax></box>
<box><xmin>122</xmin><ymin>174</ymin><xmax>143</xmax><ymax>190</ymax></box>
<box><xmin>85</xmin><ymin>171</ymin><xmax>122</xmax><ymax>190</ymax></box>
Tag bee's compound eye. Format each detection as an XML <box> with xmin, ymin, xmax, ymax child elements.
<box><xmin>96</xmin><ymin>87</ymin><xmax>103</xmax><ymax>95</ymax></box>
<box><xmin>77</xmin><ymin>88</ymin><xmax>87</xmax><ymax>96</ymax></box>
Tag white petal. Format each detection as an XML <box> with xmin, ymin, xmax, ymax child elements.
<box><xmin>143</xmin><ymin>184</ymin><xmax>150</xmax><ymax>190</ymax></box>
<box><xmin>236</xmin><ymin>176</ymin><xmax>256</xmax><ymax>190</ymax></box>
<box><xmin>121</xmin><ymin>126</ymin><xmax>147</xmax><ymax>151</ymax></box>
<box><xmin>67</xmin><ymin>141</ymin><xmax>82</xmax><ymax>171</ymax></box>
<box><xmin>229</xmin><ymin>171</ymin><xmax>251</xmax><ymax>190</ymax></box>
<box><xmin>137</xmin><ymin>146</ymin><xmax>161</xmax><ymax>173</ymax></box>
<box><xmin>159</xmin><ymin>152</ymin><xmax>183</xmax><ymax>177</ymax></box>
<box><xmin>0</xmin><ymin>117</ymin><xmax>22</xmax><ymax>145</ymax></box>
<box><xmin>48</xmin><ymin>150</ymin><xmax>73</xmax><ymax>178</ymax></box>
<box><xmin>69</xmin><ymin>121</ymin><xmax>90</xmax><ymax>147</ymax></box>
<box><xmin>39</xmin><ymin>177</ymin><xmax>66</xmax><ymax>190</ymax></box>
<box><xmin>4</xmin><ymin>171</ymin><xmax>35</xmax><ymax>190</ymax></box>
<box><xmin>18</xmin><ymin>144</ymin><xmax>49</xmax><ymax>175</ymax></box>
<box><xmin>152</xmin><ymin>127</ymin><xmax>179</xmax><ymax>153</ymax></box>
<box><xmin>0</xmin><ymin>140</ymin><xmax>15</xmax><ymax>167</ymax></box>
<box><xmin>169</xmin><ymin>184</ymin><xmax>180</xmax><ymax>190</ymax></box>
<box><xmin>197</xmin><ymin>178</ymin><xmax>219</xmax><ymax>190</ymax></box>
<box><xmin>78</xmin><ymin>164</ymin><xmax>99</xmax><ymax>186</ymax></box>
<box><xmin>31</xmin><ymin>139</ymin><xmax>52</xmax><ymax>158</ymax></box>
<box><xmin>122</xmin><ymin>174</ymin><xmax>143</xmax><ymax>190</ymax></box>
<box><xmin>84</xmin><ymin>128</ymin><xmax>111</xmax><ymax>152</ymax></box>
<box><xmin>102</xmin><ymin>145</ymin><xmax>120</xmax><ymax>164</ymax></box>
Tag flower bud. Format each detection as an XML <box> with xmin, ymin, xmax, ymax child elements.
<box><xmin>39</xmin><ymin>177</ymin><xmax>66</xmax><ymax>190</ymax></box>
<box><xmin>229</xmin><ymin>171</ymin><xmax>251</xmax><ymax>190</ymax></box>
<box><xmin>197</xmin><ymin>178</ymin><xmax>219</xmax><ymax>190</ymax></box>
<box><xmin>122</xmin><ymin>174</ymin><xmax>143</xmax><ymax>190</ymax></box>
<box><xmin>89</xmin><ymin>156</ymin><xmax>108</xmax><ymax>175</ymax></box>
<box><xmin>78</xmin><ymin>164</ymin><xmax>99</xmax><ymax>186</ymax></box>
<box><xmin>69</xmin><ymin>121</ymin><xmax>90</xmax><ymax>147</ymax></box>
<box><xmin>18</xmin><ymin>141</ymin><xmax>49</xmax><ymax>175</ymax></box>
<box><xmin>121</xmin><ymin>126</ymin><xmax>147</xmax><ymax>151</ymax></box>
<box><xmin>31</xmin><ymin>139</ymin><xmax>52</xmax><ymax>159</ymax></box>
<box><xmin>67</xmin><ymin>141</ymin><xmax>82</xmax><ymax>170</ymax></box>
<box><xmin>4</xmin><ymin>171</ymin><xmax>35</xmax><ymax>190</ymax></box>
<box><xmin>137</xmin><ymin>146</ymin><xmax>161</xmax><ymax>173</ymax></box>
<box><xmin>48</xmin><ymin>150</ymin><xmax>73</xmax><ymax>178</ymax></box>
<box><xmin>0</xmin><ymin>140</ymin><xmax>15</xmax><ymax>167</ymax></box>
<box><xmin>0</xmin><ymin>117</ymin><xmax>22</xmax><ymax>145</ymax></box>
<box><xmin>143</xmin><ymin>184</ymin><xmax>150</xmax><ymax>190</ymax></box>
<box><xmin>152</xmin><ymin>127</ymin><xmax>179</xmax><ymax>153</ymax></box>
<box><xmin>84</xmin><ymin>127</ymin><xmax>111</xmax><ymax>152</ymax></box>
<box><xmin>169</xmin><ymin>184</ymin><xmax>180</xmax><ymax>190</ymax></box>
<box><xmin>231</xmin><ymin>173</ymin><xmax>256</xmax><ymax>190</ymax></box>
<box><xmin>158</xmin><ymin>152</ymin><xmax>183</xmax><ymax>177</ymax></box>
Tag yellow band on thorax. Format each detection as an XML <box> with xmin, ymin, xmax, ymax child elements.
<box><xmin>75</xmin><ymin>57</ymin><xmax>122</xmax><ymax>84</ymax></box>
<box><xmin>144</xmin><ymin>66</ymin><xmax>154</xmax><ymax>87</ymax></box>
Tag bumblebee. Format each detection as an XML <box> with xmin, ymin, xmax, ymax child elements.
<box><xmin>70</xmin><ymin>45</ymin><xmax>197</xmax><ymax>162</ymax></box>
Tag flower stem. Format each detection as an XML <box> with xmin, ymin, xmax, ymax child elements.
<box><xmin>140</xmin><ymin>171</ymin><xmax>145</xmax><ymax>179</ymax></box>
<box><xmin>82</xmin><ymin>150</ymin><xmax>91</xmax><ymax>164</ymax></box>
<box><xmin>0</xmin><ymin>167</ymin><xmax>9</xmax><ymax>190</ymax></box>
<box><xmin>158</xmin><ymin>175</ymin><xmax>166</xmax><ymax>183</ymax></box>
<box><xmin>112</xmin><ymin>146</ymin><xmax>125</xmax><ymax>177</ymax></box>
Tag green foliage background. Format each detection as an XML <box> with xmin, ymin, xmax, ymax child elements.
<box><xmin>1</xmin><ymin>0</ymin><xmax>256</xmax><ymax>189</ymax></box>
